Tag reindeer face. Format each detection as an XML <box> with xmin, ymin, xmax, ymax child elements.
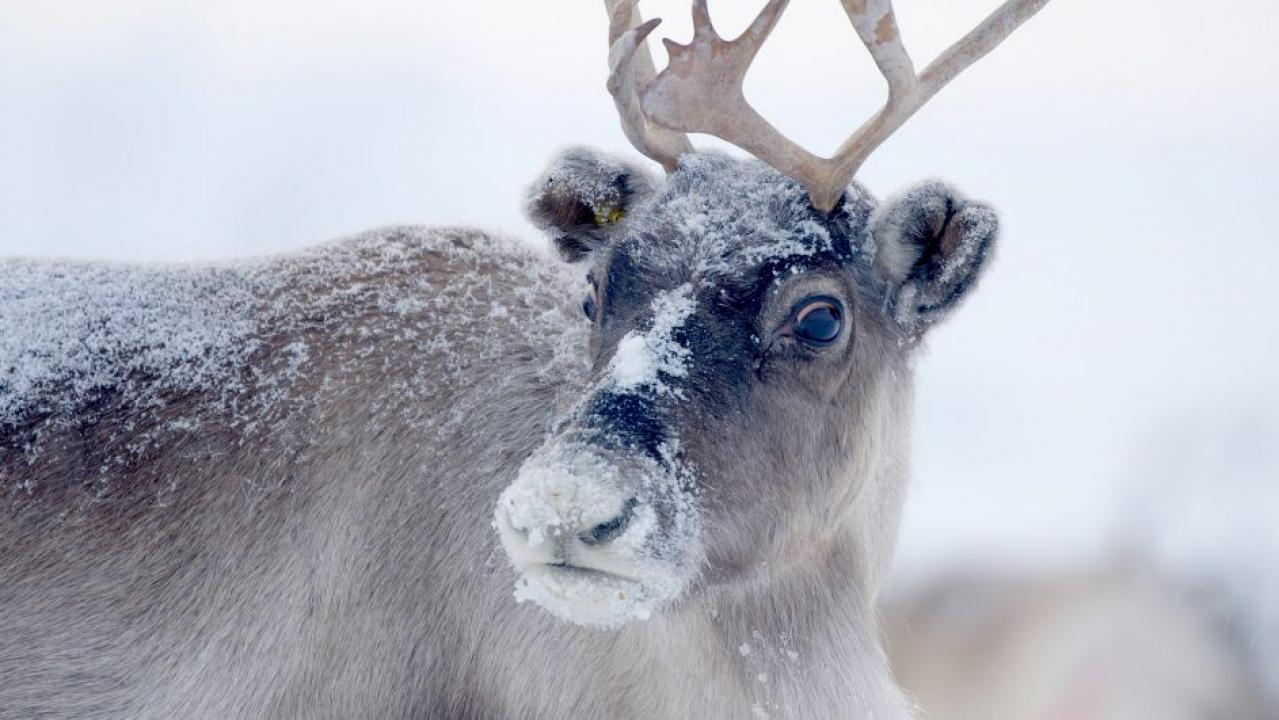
<box><xmin>495</xmin><ymin>149</ymin><xmax>998</xmax><ymax>627</ymax></box>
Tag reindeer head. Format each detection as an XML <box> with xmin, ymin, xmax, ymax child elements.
<box><xmin>495</xmin><ymin>0</ymin><xmax>1046</xmax><ymax>627</ymax></box>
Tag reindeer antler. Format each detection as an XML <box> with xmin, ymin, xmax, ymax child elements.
<box><xmin>606</xmin><ymin>0</ymin><xmax>694</xmax><ymax>171</ymax></box>
<box><xmin>604</xmin><ymin>0</ymin><xmax>1050</xmax><ymax>212</ymax></box>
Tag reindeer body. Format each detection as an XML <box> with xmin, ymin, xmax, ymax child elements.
<box><xmin>1</xmin><ymin>182</ymin><xmax>920</xmax><ymax>718</ymax></box>
<box><xmin>1</xmin><ymin>227</ymin><xmax>578</xmax><ymax>717</ymax></box>
<box><xmin>0</xmin><ymin>0</ymin><xmax>1059</xmax><ymax>711</ymax></box>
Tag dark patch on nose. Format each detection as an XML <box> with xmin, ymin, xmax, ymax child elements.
<box><xmin>582</xmin><ymin>391</ymin><xmax>667</xmax><ymax>462</ymax></box>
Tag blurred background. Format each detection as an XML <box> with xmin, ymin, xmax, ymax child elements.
<box><xmin>3</xmin><ymin>1</ymin><xmax>1275</xmax><ymax>716</ymax></box>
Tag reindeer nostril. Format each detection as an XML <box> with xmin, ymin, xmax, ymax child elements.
<box><xmin>580</xmin><ymin>497</ymin><xmax>639</xmax><ymax>546</ymax></box>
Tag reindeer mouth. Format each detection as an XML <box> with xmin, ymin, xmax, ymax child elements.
<box><xmin>543</xmin><ymin>562</ymin><xmax>639</xmax><ymax>584</ymax></box>
<box><xmin>495</xmin><ymin>442</ymin><xmax>701</xmax><ymax>627</ymax></box>
<box><xmin>515</xmin><ymin>560</ymin><xmax>658</xmax><ymax>627</ymax></box>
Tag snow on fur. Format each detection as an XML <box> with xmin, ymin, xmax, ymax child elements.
<box><xmin>497</xmin><ymin>275</ymin><xmax>704</xmax><ymax>628</ymax></box>
<box><xmin>497</xmin><ymin>152</ymin><xmax>881</xmax><ymax>628</ymax></box>
<box><xmin>869</xmin><ymin>181</ymin><xmax>999</xmax><ymax>332</ymax></box>
<box><xmin>608</xmin><ymin>283</ymin><xmax>695</xmax><ymax>395</ymax></box>
<box><xmin>497</xmin><ymin>281</ymin><xmax>703</xmax><ymax>627</ymax></box>
<box><xmin>498</xmin><ymin>438</ymin><xmax>698</xmax><ymax>628</ymax></box>
<box><xmin>0</xmin><ymin>260</ymin><xmax>263</xmax><ymax>430</ymax></box>
<box><xmin>630</xmin><ymin>153</ymin><xmax>850</xmax><ymax>284</ymax></box>
<box><xmin>501</xmin><ymin>448</ymin><xmax>675</xmax><ymax>626</ymax></box>
<box><xmin>1</xmin><ymin>227</ymin><xmax>588</xmax><ymax>497</ymax></box>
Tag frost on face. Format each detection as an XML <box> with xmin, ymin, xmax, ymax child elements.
<box><xmin>608</xmin><ymin>283</ymin><xmax>696</xmax><ymax>395</ymax></box>
<box><xmin>513</xmin><ymin>561</ymin><xmax>663</xmax><ymax>628</ymax></box>
<box><xmin>496</xmin><ymin>438</ymin><xmax>701</xmax><ymax>629</ymax></box>
<box><xmin>623</xmin><ymin>153</ymin><xmax>866</xmax><ymax>288</ymax></box>
<box><xmin>497</xmin><ymin>154</ymin><xmax>884</xmax><ymax>628</ymax></box>
<box><xmin>493</xmin><ymin>284</ymin><xmax>706</xmax><ymax>628</ymax></box>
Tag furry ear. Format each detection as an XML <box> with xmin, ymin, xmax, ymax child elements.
<box><xmin>523</xmin><ymin>147</ymin><xmax>659</xmax><ymax>262</ymax></box>
<box><xmin>871</xmin><ymin>181</ymin><xmax>999</xmax><ymax>333</ymax></box>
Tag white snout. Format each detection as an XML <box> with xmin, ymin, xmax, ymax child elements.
<box><xmin>494</xmin><ymin>448</ymin><xmax>685</xmax><ymax>627</ymax></box>
<box><xmin>496</xmin><ymin>451</ymin><xmax>650</xmax><ymax>571</ymax></box>
<box><xmin>497</xmin><ymin>458</ymin><xmax>637</xmax><ymax>556</ymax></box>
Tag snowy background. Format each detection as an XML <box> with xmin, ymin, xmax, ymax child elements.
<box><xmin>3</xmin><ymin>0</ymin><xmax>1275</xmax><ymax>648</ymax></box>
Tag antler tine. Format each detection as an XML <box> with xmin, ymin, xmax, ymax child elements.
<box><xmin>918</xmin><ymin>0</ymin><xmax>1051</xmax><ymax>92</ymax></box>
<box><xmin>604</xmin><ymin>0</ymin><xmax>693</xmax><ymax>171</ymax></box>
<box><xmin>609</xmin><ymin>0</ymin><xmax>1050</xmax><ymax>213</ymax></box>
<box><xmin>815</xmin><ymin>0</ymin><xmax>1051</xmax><ymax>210</ymax></box>
<box><xmin>606</xmin><ymin>0</ymin><xmax>641</xmax><ymax>45</ymax></box>
<box><xmin>839</xmin><ymin>0</ymin><xmax>916</xmax><ymax>104</ymax></box>
<box><xmin>690</xmin><ymin>0</ymin><xmax>715</xmax><ymax>39</ymax></box>
<box><xmin>641</xmin><ymin>0</ymin><xmax>831</xmax><ymax>193</ymax></box>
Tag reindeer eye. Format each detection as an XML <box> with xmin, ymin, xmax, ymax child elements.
<box><xmin>582</xmin><ymin>281</ymin><xmax>599</xmax><ymax>320</ymax></box>
<box><xmin>792</xmin><ymin>297</ymin><xmax>842</xmax><ymax>346</ymax></box>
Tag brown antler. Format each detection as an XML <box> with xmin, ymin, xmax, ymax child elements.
<box><xmin>606</xmin><ymin>0</ymin><xmax>1050</xmax><ymax>212</ymax></box>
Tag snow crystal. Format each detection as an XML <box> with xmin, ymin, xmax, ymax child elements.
<box><xmin>497</xmin><ymin>441</ymin><xmax>695</xmax><ymax>628</ymax></box>
<box><xmin>0</xmin><ymin>259</ymin><xmax>263</xmax><ymax>430</ymax></box>
<box><xmin>2</xmin><ymin>225</ymin><xmax>588</xmax><ymax>503</ymax></box>
<box><xmin>527</xmin><ymin>527</ymin><xmax>546</xmax><ymax>548</ymax></box>
<box><xmin>608</xmin><ymin>283</ymin><xmax>695</xmax><ymax>394</ymax></box>
<box><xmin>615</xmin><ymin>153</ymin><xmax>864</xmax><ymax>290</ymax></box>
<box><xmin>498</xmin><ymin>450</ymin><xmax>630</xmax><ymax>549</ymax></box>
<box><xmin>547</xmin><ymin>151</ymin><xmax>628</xmax><ymax>215</ymax></box>
<box><xmin>524</xmin><ymin>147</ymin><xmax>658</xmax><ymax>234</ymax></box>
<box><xmin>513</xmin><ymin>565</ymin><xmax>657</xmax><ymax>628</ymax></box>
<box><xmin>496</xmin><ymin>152</ymin><xmax>881</xmax><ymax>630</ymax></box>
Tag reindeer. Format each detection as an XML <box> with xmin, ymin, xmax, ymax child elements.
<box><xmin>0</xmin><ymin>1</ymin><xmax>1049</xmax><ymax>717</ymax></box>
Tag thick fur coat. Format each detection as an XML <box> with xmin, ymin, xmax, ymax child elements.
<box><xmin>1</xmin><ymin>151</ymin><xmax>999</xmax><ymax>718</ymax></box>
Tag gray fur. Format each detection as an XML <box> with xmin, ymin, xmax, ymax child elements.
<box><xmin>523</xmin><ymin>146</ymin><xmax>660</xmax><ymax>262</ymax></box>
<box><xmin>1</xmin><ymin>150</ymin><xmax>998</xmax><ymax>718</ymax></box>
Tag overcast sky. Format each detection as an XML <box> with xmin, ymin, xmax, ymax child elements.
<box><xmin>2</xmin><ymin>0</ymin><xmax>1276</xmax><ymax>588</ymax></box>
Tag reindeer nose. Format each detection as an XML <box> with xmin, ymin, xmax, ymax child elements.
<box><xmin>496</xmin><ymin>489</ymin><xmax>642</xmax><ymax>564</ymax></box>
<box><xmin>579</xmin><ymin>497</ymin><xmax>639</xmax><ymax>546</ymax></box>
<box><xmin>500</xmin><ymin>495</ymin><xmax>640</xmax><ymax>547</ymax></box>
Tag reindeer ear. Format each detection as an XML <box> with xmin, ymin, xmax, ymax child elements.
<box><xmin>523</xmin><ymin>147</ymin><xmax>658</xmax><ymax>262</ymax></box>
<box><xmin>871</xmin><ymin>181</ymin><xmax>999</xmax><ymax>333</ymax></box>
